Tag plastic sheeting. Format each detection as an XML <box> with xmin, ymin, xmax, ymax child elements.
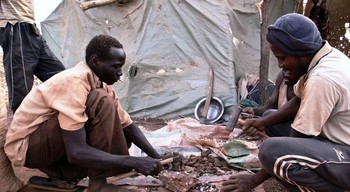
<box><xmin>41</xmin><ymin>0</ymin><xmax>296</xmax><ymax>119</ymax></box>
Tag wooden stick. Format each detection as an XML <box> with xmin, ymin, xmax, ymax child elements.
<box><xmin>159</xmin><ymin>158</ymin><xmax>174</xmax><ymax>165</ymax></box>
<box><xmin>200</xmin><ymin>66</ymin><xmax>214</xmax><ymax>123</ymax></box>
<box><xmin>113</xmin><ymin>170</ymin><xmax>139</xmax><ymax>181</ymax></box>
<box><xmin>237</xmin><ymin>118</ymin><xmax>245</xmax><ymax>126</ymax></box>
<box><xmin>257</xmin><ymin>131</ymin><xmax>269</xmax><ymax>140</ymax></box>
<box><xmin>80</xmin><ymin>0</ymin><xmax>118</xmax><ymax>11</ymax></box>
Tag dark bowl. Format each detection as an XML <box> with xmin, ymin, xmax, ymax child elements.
<box><xmin>194</xmin><ymin>97</ymin><xmax>224</xmax><ymax>123</ymax></box>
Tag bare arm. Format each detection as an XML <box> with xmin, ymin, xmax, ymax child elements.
<box><xmin>260</xmin><ymin>96</ymin><xmax>300</xmax><ymax>128</ymax></box>
<box><xmin>61</xmin><ymin>128</ymin><xmax>161</xmax><ymax>175</ymax></box>
<box><xmin>242</xmin><ymin>96</ymin><xmax>300</xmax><ymax>136</ymax></box>
<box><xmin>123</xmin><ymin>123</ymin><xmax>162</xmax><ymax>159</ymax></box>
<box><xmin>253</xmin><ymin>169</ymin><xmax>271</xmax><ymax>185</ymax></box>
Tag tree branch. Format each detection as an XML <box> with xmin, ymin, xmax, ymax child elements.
<box><xmin>80</xmin><ymin>0</ymin><xmax>119</xmax><ymax>11</ymax></box>
<box><xmin>259</xmin><ymin>0</ymin><xmax>270</xmax><ymax>105</ymax></box>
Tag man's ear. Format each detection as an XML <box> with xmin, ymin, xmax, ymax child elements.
<box><xmin>89</xmin><ymin>54</ymin><xmax>99</xmax><ymax>67</ymax></box>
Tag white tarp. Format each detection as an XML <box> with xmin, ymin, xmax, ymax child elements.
<box><xmin>41</xmin><ymin>0</ymin><xmax>296</xmax><ymax>119</ymax></box>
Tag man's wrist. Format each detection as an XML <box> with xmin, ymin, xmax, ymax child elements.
<box><xmin>252</xmin><ymin>108</ymin><xmax>257</xmax><ymax>115</ymax></box>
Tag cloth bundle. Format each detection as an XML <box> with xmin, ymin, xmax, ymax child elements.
<box><xmin>0</xmin><ymin>98</ymin><xmax>23</xmax><ymax>192</ymax></box>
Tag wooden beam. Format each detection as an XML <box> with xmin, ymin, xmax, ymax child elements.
<box><xmin>259</xmin><ymin>0</ymin><xmax>270</xmax><ymax>105</ymax></box>
<box><xmin>80</xmin><ymin>0</ymin><xmax>119</xmax><ymax>11</ymax></box>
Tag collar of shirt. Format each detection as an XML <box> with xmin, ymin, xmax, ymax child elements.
<box><xmin>79</xmin><ymin>62</ymin><xmax>104</xmax><ymax>89</ymax></box>
<box><xmin>307</xmin><ymin>41</ymin><xmax>333</xmax><ymax>74</ymax></box>
<box><xmin>293</xmin><ymin>41</ymin><xmax>333</xmax><ymax>97</ymax></box>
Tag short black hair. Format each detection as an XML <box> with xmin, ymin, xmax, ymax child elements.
<box><xmin>85</xmin><ymin>34</ymin><xmax>123</xmax><ymax>62</ymax></box>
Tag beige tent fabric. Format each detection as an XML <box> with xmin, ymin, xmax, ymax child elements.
<box><xmin>41</xmin><ymin>0</ymin><xmax>297</xmax><ymax>119</ymax></box>
<box><xmin>0</xmin><ymin>97</ymin><xmax>23</xmax><ymax>192</ymax></box>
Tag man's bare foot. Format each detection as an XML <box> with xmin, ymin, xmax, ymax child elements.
<box><xmin>87</xmin><ymin>178</ymin><xmax>129</xmax><ymax>192</ymax></box>
<box><xmin>221</xmin><ymin>171</ymin><xmax>260</xmax><ymax>192</ymax></box>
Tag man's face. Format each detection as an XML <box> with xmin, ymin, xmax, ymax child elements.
<box><xmin>94</xmin><ymin>47</ymin><xmax>126</xmax><ymax>85</ymax></box>
<box><xmin>270</xmin><ymin>45</ymin><xmax>309</xmax><ymax>85</ymax></box>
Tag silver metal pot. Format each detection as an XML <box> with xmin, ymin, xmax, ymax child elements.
<box><xmin>194</xmin><ymin>96</ymin><xmax>224</xmax><ymax>123</ymax></box>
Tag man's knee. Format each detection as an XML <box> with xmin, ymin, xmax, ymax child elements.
<box><xmin>86</xmin><ymin>89</ymin><xmax>115</xmax><ymax>116</ymax></box>
<box><xmin>87</xmin><ymin>89</ymin><xmax>113</xmax><ymax>103</ymax></box>
<box><xmin>259</xmin><ymin>139</ymin><xmax>276</xmax><ymax>164</ymax></box>
<box><xmin>258</xmin><ymin>138</ymin><xmax>289</xmax><ymax>171</ymax></box>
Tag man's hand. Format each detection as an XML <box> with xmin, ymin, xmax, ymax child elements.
<box><xmin>242</xmin><ymin>107</ymin><xmax>255</xmax><ymax>115</ymax></box>
<box><xmin>222</xmin><ymin>171</ymin><xmax>258</xmax><ymax>192</ymax></box>
<box><xmin>123</xmin><ymin>123</ymin><xmax>161</xmax><ymax>159</ymax></box>
<box><xmin>242</xmin><ymin>118</ymin><xmax>266</xmax><ymax>137</ymax></box>
<box><xmin>133</xmin><ymin>156</ymin><xmax>163</xmax><ymax>176</ymax></box>
<box><xmin>222</xmin><ymin>170</ymin><xmax>271</xmax><ymax>192</ymax></box>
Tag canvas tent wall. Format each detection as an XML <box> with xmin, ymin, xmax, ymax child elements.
<box><xmin>41</xmin><ymin>0</ymin><xmax>296</xmax><ymax>119</ymax></box>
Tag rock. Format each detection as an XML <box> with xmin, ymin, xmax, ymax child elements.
<box><xmin>158</xmin><ymin>171</ymin><xmax>198</xmax><ymax>192</ymax></box>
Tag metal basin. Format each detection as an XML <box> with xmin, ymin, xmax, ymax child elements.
<box><xmin>194</xmin><ymin>97</ymin><xmax>224</xmax><ymax>123</ymax></box>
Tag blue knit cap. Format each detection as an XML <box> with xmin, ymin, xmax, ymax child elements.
<box><xmin>266</xmin><ymin>13</ymin><xmax>323</xmax><ymax>56</ymax></box>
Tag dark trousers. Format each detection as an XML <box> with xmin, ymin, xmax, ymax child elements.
<box><xmin>25</xmin><ymin>89</ymin><xmax>131</xmax><ymax>180</ymax></box>
<box><xmin>263</xmin><ymin>109</ymin><xmax>292</xmax><ymax>137</ymax></box>
<box><xmin>0</xmin><ymin>22</ymin><xmax>65</xmax><ymax>111</ymax></box>
<box><xmin>259</xmin><ymin>137</ymin><xmax>350</xmax><ymax>192</ymax></box>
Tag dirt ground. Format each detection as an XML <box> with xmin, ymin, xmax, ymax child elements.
<box><xmin>13</xmin><ymin>120</ymin><xmax>287</xmax><ymax>192</ymax></box>
<box><xmin>0</xmin><ymin>54</ymin><xmax>287</xmax><ymax>191</ymax></box>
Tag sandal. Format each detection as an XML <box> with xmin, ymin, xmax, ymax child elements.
<box><xmin>28</xmin><ymin>176</ymin><xmax>81</xmax><ymax>192</ymax></box>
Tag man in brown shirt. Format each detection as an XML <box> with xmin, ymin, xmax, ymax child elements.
<box><xmin>5</xmin><ymin>34</ymin><xmax>163</xmax><ymax>192</ymax></box>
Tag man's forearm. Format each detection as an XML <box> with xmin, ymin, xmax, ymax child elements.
<box><xmin>254</xmin><ymin>103</ymin><xmax>272</xmax><ymax>116</ymax></box>
<box><xmin>261</xmin><ymin>97</ymin><xmax>300</xmax><ymax>128</ymax></box>
<box><xmin>253</xmin><ymin>168</ymin><xmax>271</xmax><ymax>185</ymax></box>
<box><xmin>123</xmin><ymin>123</ymin><xmax>161</xmax><ymax>158</ymax></box>
<box><xmin>62</xmin><ymin>128</ymin><xmax>139</xmax><ymax>170</ymax></box>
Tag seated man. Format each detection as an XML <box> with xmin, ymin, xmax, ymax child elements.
<box><xmin>5</xmin><ymin>35</ymin><xmax>163</xmax><ymax>192</ymax></box>
<box><xmin>223</xmin><ymin>13</ymin><xmax>350</xmax><ymax>191</ymax></box>
<box><xmin>242</xmin><ymin>70</ymin><xmax>302</xmax><ymax>137</ymax></box>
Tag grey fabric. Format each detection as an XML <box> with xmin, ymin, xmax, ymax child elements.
<box><xmin>41</xmin><ymin>0</ymin><xmax>296</xmax><ymax>119</ymax></box>
<box><xmin>267</xmin><ymin>13</ymin><xmax>323</xmax><ymax>56</ymax></box>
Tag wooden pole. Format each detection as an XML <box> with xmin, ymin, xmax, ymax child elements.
<box><xmin>259</xmin><ymin>0</ymin><xmax>270</xmax><ymax>106</ymax></box>
<box><xmin>80</xmin><ymin>0</ymin><xmax>119</xmax><ymax>11</ymax></box>
<box><xmin>200</xmin><ymin>66</ymin><xmax>214</xmax><ymax>124</ymax></box>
